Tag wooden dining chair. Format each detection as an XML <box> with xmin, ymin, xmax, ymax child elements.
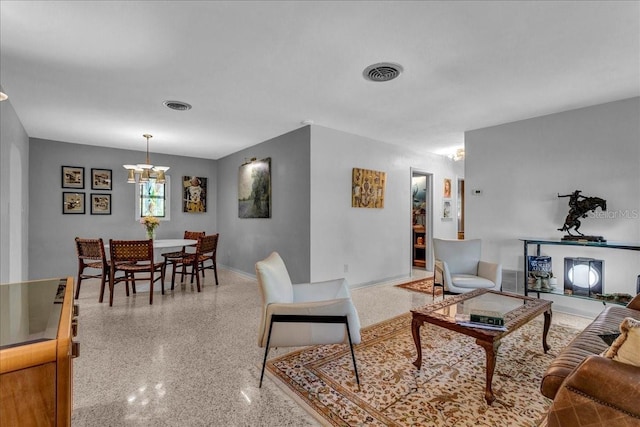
<box><xmin>171</xmin><ymin>233</ymin><xmax>219</xmax><ymax>291</ymax></box>
<box><xmin>74</xmin><ymin>237</ymin><xmax>110</xmax><ymax>302</ymax></box>
<box><xmin>108</xmin><ymin>239</ymin><xmax>165</xmax><ymax>306</ymax></box>
<box><xmin>161</xmin><ymin>230</ymin><xmax>205</xmax><ymax>279</ymax></box>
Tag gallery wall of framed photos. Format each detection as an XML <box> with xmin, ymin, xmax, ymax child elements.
<box><xmin>61</xmin><ymin>166</ymin><xmax>112</xmax><ymax>215</ymax></box>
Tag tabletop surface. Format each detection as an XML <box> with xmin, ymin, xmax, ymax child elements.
<box><xmin>0</xmin><ymin>278</ymin><xmax>66</xmax><ymax>348</ymax></box>
<box><xmin>152</xmin><ymin>239</ymin><xmax>197</xmax><ymax>248</ymax></box>
<box><xmin>104</xmin><ymin>239</ymin><xmax>197</xmax><ymax>249</ymax></box>
<box><xmin>411</xmin><ymin>289</ymin><xmax>551</xmax><ymax>328</ymax></box>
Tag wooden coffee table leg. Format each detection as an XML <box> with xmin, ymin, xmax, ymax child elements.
<box><xmin>412</xmin><ymin>315</ymin><xmax>423</xmax><ymax>369</ymax></box>
<box><xmin>476</xmin><ymin>339</ymin><xmax>501</xmax><ymax>405</ymax></box>
<box><xmin>542</xmin><ymin>308</ymin><xmax>552</xmax><ymax>353</ymax></box>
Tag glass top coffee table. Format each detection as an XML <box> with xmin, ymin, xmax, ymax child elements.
<box><xmin>411</xmin><ymin>289</ymin><xmax>552</xmax><ymax>405</ymax></box>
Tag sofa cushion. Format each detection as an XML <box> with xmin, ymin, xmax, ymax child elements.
<box><xmin>450</xmin><ymin>274</ymin><xmax>496</xmax><ymax>289</ymax></box>
<box><xmin>540</xmin><ymin>305</ymin><xmax>637</xmax><ymax>399</ymax></box>
<box><xmin>546</xmin><ymin>355</ymin><xmax>640</xmax><ymax>427</ymax></box>
<box><xmin>605</xmin><ymin>316</ymin><xmax>640</xmax><ymax>367</ymax></box>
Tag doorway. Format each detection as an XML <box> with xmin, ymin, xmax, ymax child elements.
<box><xmin>457</xmin><ymin>178</ymin><xmax>465</xmax><ymax>239</ymax></box>
<box><xmin>411</xmin><ymin>170</ymin><xmax>433</xmax><ymax>272</ymax></box>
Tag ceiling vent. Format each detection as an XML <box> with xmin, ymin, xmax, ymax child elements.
<box><xmin>363</xmin><ymin>63</ymin><xmax>404</xmax><ymax>82</ymax></box>
<box><xmin>163</xmin><ymin>100</ymin><xmax>192</xmax><ymax>111</ymax></box>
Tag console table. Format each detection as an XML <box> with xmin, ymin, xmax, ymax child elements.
<box><xmin>0</xmin><ymin>277</ymin><xmax>78</xmax><ymax>426</ymax></box>
<box><xmin>521</xmin><ymin>238</ymin><xmax>640</xmax><ymax>300</ymax></box>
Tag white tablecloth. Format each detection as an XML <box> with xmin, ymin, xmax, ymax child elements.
<box><xmin>104</xmin><ymin>239</ymin><xmax>197</xmax><ymax>250</ymax></box>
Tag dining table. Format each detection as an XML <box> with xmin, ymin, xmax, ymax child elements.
<box><xmin>104</xmin><ymin>238</ymin><xmax>197</xmax><ymax>251</ymax></box>
<box><xmin>103</xmin><ymin>238</ymin><xmax>198</xmax><ymax>289</ymax></box>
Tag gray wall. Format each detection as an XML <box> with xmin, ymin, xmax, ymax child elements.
<box><xmin>28</xmin><ymin>138</ymin><xmax>217</xmax><ymax>280</ymax></box>
<box><xmin>309</xmin><ymin>125</ymin><xmax>463</xmax><ymax>286</ymax></box>
<box><xmin>0</xmin><ymin>91</ymin><xmax>29</xmax><ymax>282</ymax></box>
<box><xmin>216</xmin><ymin>126</ymin><xmax>311</xmax><ymax>283</ymax></box>
<box><xmin>465</xmin><ymin>97</ymin><xmax>640</xmax><ymax>316</ymax></box>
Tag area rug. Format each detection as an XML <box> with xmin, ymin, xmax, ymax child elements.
<box><xmin>395</xmin><ymin>276</ymin><xmax>441</xmax><ymax>296</ymax></box>
<box><xmin>266</xmin><ymin>312</ymin><xmax>579</xmax><ymax>427</ymax></box>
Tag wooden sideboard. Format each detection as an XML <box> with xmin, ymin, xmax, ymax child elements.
<box><xmin>0</xmin><ymin>277</ymin><xmax>78</xmax><ymax>426</ymax></box>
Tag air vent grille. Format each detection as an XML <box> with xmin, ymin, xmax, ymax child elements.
<box><xmin>363</xmin><ymin>63</ymin><xmax>403</xmax><ymax>82</ymax></box>
<box><xmin>163</xmin><ymin>100</ymin><xmax>192</xmax><ymax>111</ymax></box>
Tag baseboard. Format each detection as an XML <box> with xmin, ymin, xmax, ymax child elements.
<box><xmin>351</xmin><ymin>273</ymin><xmax>413</xmax><ymax>289</ymax></box>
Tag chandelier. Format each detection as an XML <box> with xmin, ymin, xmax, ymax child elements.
<box><xmin>123</xmin><ymin>134</ymin><xmax>170</xmax><ymax>184</ymax></box>
<box><xmin>451</xmin><ymin>148</ymin><xmax>465</xmax><ymax>162</ymax></box>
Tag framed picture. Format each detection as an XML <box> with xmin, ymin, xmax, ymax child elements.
<box><xmin>90</xmin><ymin>193</ymin><xmax>111</xmax><ymax>215</ymax></box>
<box><xmin>442</xmin><ymin>198</ymin><xmax>452</xmax><ymax>220</ymax></box>
<box><xmin>352</xmin><ymin>167</ymin><xmax>386</xmax><ymax>208</ymax></box>
<box><xmin>61</xmin><ymin>166</ymin><xmax>84</xmax><ymax>189</ymax></box>
<box><xmin>443</xmin><ymin>178</ymin><xmax>452</xmax><ymax>198</ymax></box>
<box><xmin>182</xmin><ymin>176</ymin><xmax>207</xmax><ymax>213</ymax></box>
<box><xmin>62</xmin><ymin>192</ymin><xmax>85</xmax><ymax>214</ymax></box>
<box><xmin>91</xmin><ymin>168</ymin><xmax>112</xmax><ymax>190</ymax></box>
<box><xmin>238</xmin><ymin>157</ymin><xmax>271</xmax><ymax>218</ymax></box>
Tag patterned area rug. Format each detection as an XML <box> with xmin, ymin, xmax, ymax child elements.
<box><xmin>266</xmin><ymin>312</ymin><xmax>578</xmax><ymax>427</ymax></box>
<box><xmin>395</xmin><ymin>277</ymin><xmax>441</xmax><ymax>296</ymax></box>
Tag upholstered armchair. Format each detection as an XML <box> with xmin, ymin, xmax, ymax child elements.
<box><xmin>255</xmin><ymin>252</ymin><xmax>361</xmax><ymax>387</ymax></box>
<box><xmin>433</xmin><ymin>238</ymin><xmax>502</xmax><ymax>294</ymax></box>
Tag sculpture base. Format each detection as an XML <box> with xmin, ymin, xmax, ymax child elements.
<box><xmin>561</xmin><ymin>235</ymin><xmax>606</xmax><ymax>243</ymax></box>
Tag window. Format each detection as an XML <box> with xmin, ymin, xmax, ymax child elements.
<box><xmin>135</xmin><ymin>177</ymin><xmax>171</xmax><ymax>221</ymax></box>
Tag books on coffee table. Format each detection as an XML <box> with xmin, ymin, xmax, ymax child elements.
<box><xmin>455</xmin><ymin>309</ymin><xmax>506</xmax><ymax>330</ymax></box>
<box><xmin>458</xmin><ymin>321</ymin><xmax>507</xmax><ymax>331</ymax></box>
<box><xmin>469</xmin><ymin>309</ymin><xmax>505</xmax><ymax>326</ymax></box>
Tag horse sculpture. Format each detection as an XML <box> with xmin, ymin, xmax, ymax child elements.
<box><xmin>558</xmin><ymin>190</ymin><xmax>607</xmax><ymax>238</ymax></box>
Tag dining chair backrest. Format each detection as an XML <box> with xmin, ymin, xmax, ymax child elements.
<box><xmin>76</xmin><ymin>237</ymin><xmax>107</xmax><ymax>263</ymax></box>
<box><xmin>197</xmin><ymin>234</ymin><xmax>218</xmax><ymax>256</ymax></box>
<box><xmin>184</xmin><ymin>230</ymin><xmax>205</xmax><ymax>241</ymax></box>
<box><xmin>109</xmin><ymin>239</ymin><xmax>154</xmax><ymax>263</ymax></box>
<box><xmin>75</xmin><ymin>237</ymin><xmax>110</xmax><ymax>301</ymax></box>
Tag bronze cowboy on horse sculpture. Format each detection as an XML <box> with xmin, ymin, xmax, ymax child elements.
<box><xmin>558</xmin><ymin>190</ymin><xmax>607</xmax><ymax>242</ymax></box>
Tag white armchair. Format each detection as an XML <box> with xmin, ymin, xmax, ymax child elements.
<box><xmin>255</xmin><ymin>252</ymin><xmax>361</xmax><ymax>387</ymax></box>
<box><xmin>433</xmin><ymin>238</ymin><xmax>502</xmax><ymax>294</ymax></box>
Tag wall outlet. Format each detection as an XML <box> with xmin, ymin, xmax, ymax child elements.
<box><xmin>472</xmin><ymin>189</ymin><xmax>483</xmax><ymax>196</ymax></box>
<box><xmin>344</xmin><ymin>264</ymin><xmax>349</xmax><ymax>273</ymax></box>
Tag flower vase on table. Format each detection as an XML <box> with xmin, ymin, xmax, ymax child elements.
<box><xmin>140</xmin><ymin>216</ymin><xmax>160</xmax><ymax>241</ymax></box>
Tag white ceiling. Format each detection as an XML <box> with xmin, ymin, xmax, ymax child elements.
<box><xmin>1</xmin><ymin>1</ymin><xmax>638</xmax><ymax>160</ymax></box>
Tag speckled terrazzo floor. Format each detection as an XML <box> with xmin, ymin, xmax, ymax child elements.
<box><xmin>71</xmin><ymin>268</ymin><xmax>592</xmax><ymax>426</ymax></box>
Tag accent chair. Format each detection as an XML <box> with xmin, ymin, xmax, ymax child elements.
<box><xmin>255</xmin><ymin>252</ymin><xmax>361</xmax><ymax>388</ymax></box>
<box><xmin>433</xmin><ymin>238</ymin><xmax>502</xmax><ymax>294</ymax></box>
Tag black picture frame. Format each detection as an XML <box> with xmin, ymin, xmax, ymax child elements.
<box><xmin>182</xmin><ymin>176</ymin><xmax>208</xmax><ymax>213</ymax></box>
<box><xmin>90</xmin><ymin>193</ymin><xmax>111</xmax><ymax>215</ymax></box>
<box><xmin>238</xmin><ymin>157</ymin><xmax>271</xmax><ymax>218</ymax></box>
<box><xmin>62</xmin><ymin>166</ymin><xmax>85</xmax><ymax>189</ymax></box>
<box><xmin>91</xmin><ymin>168</ymin><xmax>112</xmax><ymax>190</ymax></box>
<box><xmin>62</xmin><ymin>192</ymin><xmax>85</xmax><ymax>214</ymax></box>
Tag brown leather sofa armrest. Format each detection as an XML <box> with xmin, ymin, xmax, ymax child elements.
<box><xmin>553</xmin><ymin>355</ymin><xmax>640</xmax><ymax>419</ymax></box>
<box><xmin>626</xmin><ymin>293</ymin><xmax>640</xmax><ymax>311</ymax></box>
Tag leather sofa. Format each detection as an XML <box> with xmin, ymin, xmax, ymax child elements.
<box><xmin>541</xmin><ymin>294</ymin><xmax>640</xmax><ymax>426</ymax></box>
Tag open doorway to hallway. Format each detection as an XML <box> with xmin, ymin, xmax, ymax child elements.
<box><xmin>411</xmin><ymin>170</ymin><xmax>433</xmax><ymax>274</ymax></box>
<box><xmin>458</xmin><ymin>178</ymin><xmax>465</xmax><ymax>239</ymax></box>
